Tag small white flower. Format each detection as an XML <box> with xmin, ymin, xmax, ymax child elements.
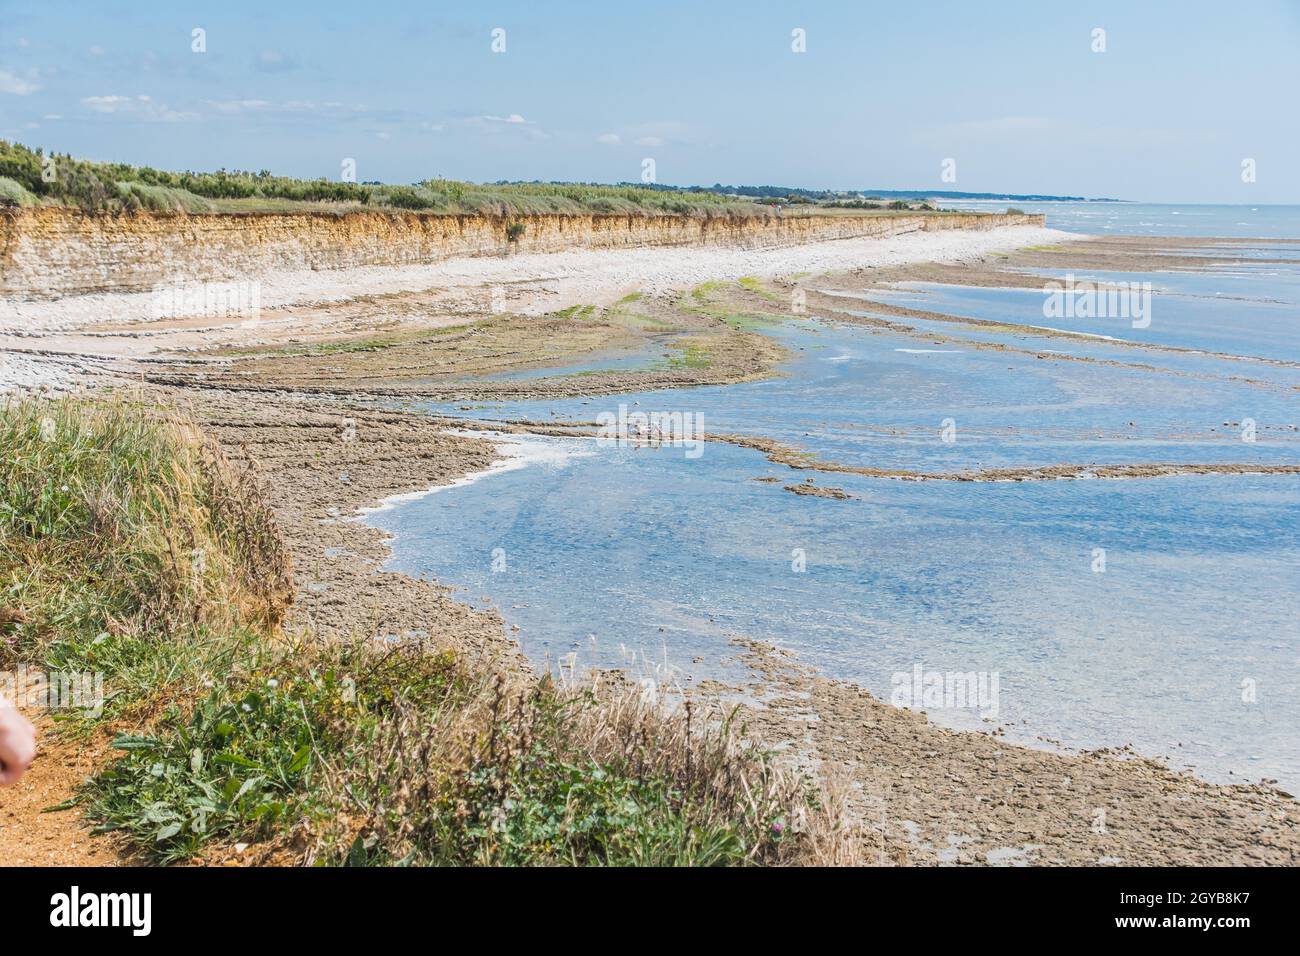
<box><xmin>266</xmin><ymin>678</ymin><xmax>278</xmax><ymax>688</ymax></box>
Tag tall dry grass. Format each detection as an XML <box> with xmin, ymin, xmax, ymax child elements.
<box><xmin>317</xmin><ymin>661</ymin><xmax>859</xmax><ymax>866</ymax></box>
<box><xmin>0</xmin><ymin>390</ymin><xmax>293</xmax><ymax>731</ymax></box>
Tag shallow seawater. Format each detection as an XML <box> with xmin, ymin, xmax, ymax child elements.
<box><xmin>368</xmin><ymin>434</ymin><xmax>1300</xmax><ymax>789</ymax></box>
<box><xmin>366</xmin><ymin>226</ymin><xmax>1300</xmax><ymax>791</ymax></box>
<box><xmin>420</xmin><ymin>317</ymin><xmax>1300</xmax><ymax>472</ymax></box>
<box><xmin>940</xmin><ymin>201</ymin><xmax>1300</xmax><ymax>239</ymax></box>
<box><xmin>864</xmin><ymin>279</ymin><xmax>1300</xmax><ymax>363</ymax></box>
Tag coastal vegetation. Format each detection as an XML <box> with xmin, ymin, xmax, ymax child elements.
<box><xmin>1</xmin><ymin>140</ymin><xmax>1031</xmax><ymax>219</ymax></box>
<box><xmin>0</xmin><ymin>140</ymin><xmax>761</xmax><ymax>216</ymax></box>
<box><xmin>0</xmin><ymin>393</ymin><xmax>853</xmax><ymax>866</ymax></box>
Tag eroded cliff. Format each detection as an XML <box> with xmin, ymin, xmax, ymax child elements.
<box><xmin>0</xmin><ymin>207</ymin><xmax>1043</xmax><ymax>299</ymax></box>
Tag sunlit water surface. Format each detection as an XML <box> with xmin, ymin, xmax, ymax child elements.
<box><xmin>364</xmin><ymin>206</ymin><xmax>1300</xmax><ymax>790</ymax></box>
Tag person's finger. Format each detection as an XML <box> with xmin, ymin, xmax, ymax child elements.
<box><xmin>0</xmin><ymin>741</ymin><xmax>36</xmax><ymax>783</ymax></box>
<box><xmin>0</xmin><ymin>709</ymin><xmax>38</xmax><ymax>785</ymax></box>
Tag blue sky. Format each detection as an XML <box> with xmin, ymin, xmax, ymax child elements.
<box><xmin>2</xmin><ymin>0</ymin><xmax>1298</xmax><ymax>201</ymax></box>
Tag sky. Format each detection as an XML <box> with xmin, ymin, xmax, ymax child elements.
<box><xmin>2</xmin><ymin>0</ymin><xmax>1298</xmax><ymax>202</ymax></box>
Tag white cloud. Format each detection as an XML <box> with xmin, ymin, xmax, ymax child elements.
<box><xmin>208</xmin><ymin>98</ymin><xmax>273</xmax><ymax>114</ymax></box>
<box><xmin>81</xmin><ymin>94</ymin><xmax>131</xmax><ymax>112</ymax></box>
<box><xmin>206</xmin><ymin>99</ymin><xmax>371</xmax><ymax>117</ymax></box>
<box><xmin>453</xmin><ymin>113</ymin><xmax>547</xmax><ymax>140</ymax></box>
<box><xmin>88</xmin><ymin>46</ymin><xmax>105</xmax><ymax>57</ymax></box>
<box><xmin>0</xmin><ymin>69</ymin><xmax>40</xmax><ymax>95</ymax></box>
<box><xmin>81</xmin><ymin>94</ymin><xmax>197</xmax><ymax>122</ymax></box>
<box><xmin>610</xmin><ymin>121</ymin><xmax>691</xmax><ymax>149</ymax></box>
<box><xmin>596</xmin><ymin>132</ymin><xmax>621</xmax><ymax>145</ymax></box>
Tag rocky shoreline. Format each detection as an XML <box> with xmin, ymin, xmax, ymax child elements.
<box><xmin>193</xmin><ymin>391</ymin><xmax>1300</xmax><ymax>865</ymax></box>
<box><xmin>4</xmin><ymin>222</ymin><xmax>1297</xmax><ymax>865</ymax></box>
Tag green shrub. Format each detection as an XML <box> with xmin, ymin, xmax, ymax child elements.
<box><xmin>0</xmin><ymin>139</ymin><xmax>813</xmax><ymax>217</ymax></box>
<box><xmin>91</xmin><ymin>679</ymin><xmax>323</xmax><ymax>862</ymax></box>
<box><xmin>116</xmin><ymin>182</ymin><xmax>214</xmax><ymax>213</ymax></box>
<box><xmin>373</xmin><ymin>185</ymin><xmax>442</xmax><ymax>210</ymax></box>
<box><xmin>0</xmin><ymin>175</ymin><xmax>38</xmax><ymax>207</ymax></box>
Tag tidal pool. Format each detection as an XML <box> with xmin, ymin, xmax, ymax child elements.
<box><xmin>367</xmin><ymin>433</ymin><xmax>1300</xmax><ymax>790</ymax></box>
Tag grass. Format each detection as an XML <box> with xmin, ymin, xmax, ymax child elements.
<box><xmin>679</xmin><ymin>281</ymin><xmax>788</xmax><ymax>331</ymax></box>
<box><xmin>0</xmin><ymin>393</ymin><xmax>291</xmax><ymax>715</ymax></box>
<box><xmin>1</xmin><ymin>140</ymin><xmax>766</xmax><ymax>217</ymax></box>
<box><xmin>549</xmin><ymin>304</ymin><xmax>600</xmax><ymax>321</ymax></box>
<box><xmin>115</xmin><ymin>182</ymin><xmax>215</xmax><ymax>214</ymax></box>
<box><xmin>212</xmin><ymin>324</ymin><xmax>475</xmax><ymax>359</ymax></box>
<box><xmin>326</xmin><ymin>669</ymin><xmax>841</xmax><ymax>866</ymax></box>
<box><xmin>665</xmin><ymin>343</ymin><xmax>714</xmax><ymax>370</ymax></box>
<box><xmin>0</xmin><ymin>174</ymin><xmax>39</xmax><ymax>207</ymax></box>
<box><xmin>1</xmin><ymin>139</ymin><xmax>982</xmax><ymax>222</ymax></box>
<box><xmin>737</xmin><ymin>276</ymin><xmax>785</xmax><ymax>303</ymax></box>
<box><xmin>0</xmin><ymin>393</ymin><xmax>857</xmax><ymax>866</ymax></box>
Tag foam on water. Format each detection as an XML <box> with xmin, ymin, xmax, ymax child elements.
<box><xmin>355</xmin><ymin>431</ymin><xmax>594</xmax><ymax>516</ymax></box>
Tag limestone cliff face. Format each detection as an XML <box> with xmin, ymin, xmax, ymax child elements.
<box><xmin>0</xmin><ymin>207</ymin><xmax>1044</xmax><ymax>299</ymax></box>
